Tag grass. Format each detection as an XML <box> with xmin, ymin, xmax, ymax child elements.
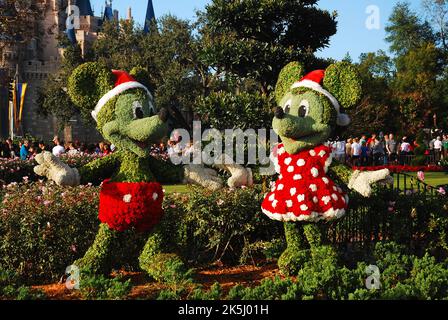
<box><xmin>163</xmin><ymin>184</ymin><xmax>191</xmax><ymax>194</ymax></box>
<box><xmin>394</xmin><ymin>172</ymin><xmax>448</xmax><ymax>189</ymax></box>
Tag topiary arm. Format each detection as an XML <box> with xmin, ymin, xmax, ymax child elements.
<box><xmin>78</xmin><ymin>153</ymin><xmax>121</xmax><ymax>185</ymax></box>
<box><xmin>329</xmin><ymin>160</ymin><xmax>392</xmax><ymax>198</ymax></box>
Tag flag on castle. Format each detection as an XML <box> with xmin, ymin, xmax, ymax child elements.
<box><xmin>8</xmin><ymin>80</ymin><xmax>27</xmax><ymax>137</ymax></box>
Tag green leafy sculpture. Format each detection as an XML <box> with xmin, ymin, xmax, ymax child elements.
<box><xmin>33</xmin><ymin>62</ymin><xmax>250</xmax><ymax>278</ymax></box>
<box><xmin>262</xmin><ymin>61</ymin><xmax>393</xmax><ymax>275</ymax></box>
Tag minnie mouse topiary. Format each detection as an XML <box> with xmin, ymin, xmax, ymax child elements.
<box><xmin>264</xmin><ymin>61</ymin><xmax>393</xmax><ymax>275</ymax></box>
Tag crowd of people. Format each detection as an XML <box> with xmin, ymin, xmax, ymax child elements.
<box><xmin>330</xmin><ymin>133</ymin><xmax>448</xmax><ymax>167</ymax></box>
<box><xmin>0</xmin><ymin>136</ymin><xmax>114</xmax><ymax>160</ymax></box>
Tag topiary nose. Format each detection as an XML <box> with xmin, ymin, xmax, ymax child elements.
<box><xmin>274</xmin><ymin>107</ymin><xmax>285</xmax><ymax>119</ymax></box>
<box><xmin>159</xmin><ymin>108</ymin><xmax>168</xmax><ymax>123</ymax></box>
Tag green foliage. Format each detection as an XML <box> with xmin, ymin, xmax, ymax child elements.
<box><xmin>0</xmin><ymin>268</ymin><xmax>46</xmax><ymax>300</ymax></box>
<box><xmin>198</xmin><ymin>0</ymin><xmax>337</xmax><ymax>92</ymax></box>
<box><xmin>78</xmin><ymin>153</ymin><xmax>121</xmax><ymax>185</ymax></box>
<box><xmin>67</xmin><ymin>62</ymin><xmax>114</xmax><ymax>112</ymax></box>
<box><xmin>195</xmin><ymin>91</ymin><xmax>274</xmax><ymax>130</ymax></box>
<box><xmin>323</xmin><ymin>62</ymin><xmax>363</xmax><ymax>109</ymax></box>
<box><xmin>190</xmin><ymin>282</ymin><xmax>223</xmax><ymax>300</ymax></box>
<box><xmin>79</xmin><ymin>269</ymin><xmax>132</xmax><ymax>300</ymax></box>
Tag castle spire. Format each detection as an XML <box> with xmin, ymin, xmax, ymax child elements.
<box><xmin>143</xmin><ymin>0</ymin><xmax>156</xmax><ymax>34</ymax></box>
<box><xmin>103</xmin><ymin>0</ymin><xmax>114</xmax><ymax>21</ymax></box>
<box><xmin>74</xmin><ymin>0</ymin><xmax>94</xmax><ymax>16</ymax></box>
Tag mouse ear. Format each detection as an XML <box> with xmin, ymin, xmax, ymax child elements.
<box><xmin>129</xmin><ymin>66</ymin><xmax>154</xmax><ymax>93</ymax></box>
<box><xmin>323</xmin><ymin>62</ymin><xmax>363</xmax><ymax>109</ymax></box>
<box><xmin>275</xmin><ymin>61</ymin><xmax>305</xmax><ymax>104</ymax></box>
<box><xmin>68</xmin><ymin>62</ymin><xmax>114</xmax><ymax>112</ymax></box>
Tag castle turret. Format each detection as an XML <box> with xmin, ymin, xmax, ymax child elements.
<box><xmin>143</xmin><ymin>0</ymin><xmax>156</xmax><ymax>34</ymax></box>
<box><xmin>74</xmin><ymin>0</ymin><xmax>94</xmax><ymax>16</ymax></box>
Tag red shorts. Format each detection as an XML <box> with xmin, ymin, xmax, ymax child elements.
<box><xmin>98</xmin><ymin>179</ymin><xmax>164</xmax><ymax>232</ymax></box>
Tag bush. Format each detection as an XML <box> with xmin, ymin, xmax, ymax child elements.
<box><xmin>79</xmin><ymin>269</ymin><xmax>132</xmax><ymax>300</ymax></box>
<box><xmin>0</xmin><ymin>268</ymin><xmax>46</xmax><ymax>300</ymax></box>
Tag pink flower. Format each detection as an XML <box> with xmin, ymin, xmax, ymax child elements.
<box><xmin>438</xmin><ymin>187</ymin><xmax>446</xmax><ymax>195</ymax></box>
<box><xmin>43</xmin><ymin>200</ymin><xmax>51</xmax><ymax>206</ymax></box>
<box><xmin>388</xmin><ymin>207</ymin><xmax>394</xmax><ymax>212</ymax></box>
<box><xmin>417</xmin><ymin>171</ymin><xmax>425</xmax><ymax>182</ymax></box>
<box><xmin>170</xmin><ymin>204</ymin><xmax>177</xmax><ymax>209</ymax></box>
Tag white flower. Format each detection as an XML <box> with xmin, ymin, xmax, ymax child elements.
<box><xmin>333</xmin><ymin>186</ymin><xmax>338</xmax><ymax>191</ymax></box>
<box><xmin>300</xmin><ymin>204</ymin><xmax>308</xmax><ymax>211</ymax></box>
<box><xmin>313</xmin><ymin>196</ymin><xmax>318</xmax><ymax>203</ymax></box>
<box><xmin>284</xmin><ymin>157</ymin><xmax>292</xmax><ymax>165</ymax></box>
<box><xmin>290</xmin><ymin>188</ymin><xmax>297</xmax><ymax>196</ymax></box>
<box><xmin>293</xmin><ymin>174</ymin><xmax>302</xmax><ymax>180</ymax></box>
<box><xmin>297</xmin><ymin>194</ymin><xmax>305</xmax><ymax>202</ymax></box>
<box><xmin>278</xmin><ymin>147</ymin><xmax>285</xmax><ymax>155</ymax></box>
<box><xmin>272</xmin><ymin>200</ymin><xmax>278</xmax><ymax>208</ymax></box>
<box><xmin>152</xmin><ymin>192</ymin><xmax>159</xmax><ymax>201</ymax></box>
<box><xmin>331</xmin><ymin>193</ymin><xmax>339</xmax><ymax>201</ymax></box>
<box><xmin>287</xmin><ymin>166</ymin><xmax>294</xmax><ymax>173</ymax></box>
<box><xmin>277</xmin><ymin>184</ymin><xmax>284</xmax><ymax>191</ymax></box>
<box><xmin>309</xmin><ymin>150</ymin><xmax>316</xmax><ymax>156</ymax></box>
<box><xmin>286</xmin><ymin>200</ymin><xmax>293</xmax><ymax>208</ymax></box>
<box><xmin>309</xmin><ymin>184</ymin><xmax>317</xmax><ymax>192</ymax></box>
<box><xmin>322</xmin><ymin>196</ymin><xmax>331</xmax><ymax>205</ymax></box>
<box><xmin>269</xmin><ymin>193</ymin><xmax>275</xmax><ymax>201</ymax></box>
<box><xmin>322</xmin><ymin>177</ymin><xmax>329</xmax><ymax>184</ymax></box>
<box><xmin>311</xmin><ymin>167</ymin><xmax>319</xmax><ymax>177</ymax></box>
<box><xmin>297</xmin><ymin>159</ymin><xmax>306</xmax><ymax>167</ymax></box>
<box><xmin>319</xmin><ymin>150</ymin><xmax>326</xmax><ymax>157</ymax></box>
<box><xmin>123</xmin><ymin>194</ymin><xmax>132</xmax><ymax>203</ymax></box>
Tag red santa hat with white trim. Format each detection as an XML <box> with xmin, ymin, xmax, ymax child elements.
<box><xmin>91</xmin><ymin>70</ymin><xmax>153</xmax><ymax>122</ymax></box>
<box><xmin>290</xmin><ymin>70</ymin><xmax>351</xmax><ymax>127</ymax></box>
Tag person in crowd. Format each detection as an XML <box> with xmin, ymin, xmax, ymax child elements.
<box><xmin>372</xmin><ymin>137</ymin><xmax>385</xmax><ymax>166</ymax></box>
<box><xmin>38</xmin><ymin>141</ymin><xmax>47</xmax><ymax>153</ymax></box>
<box><xmin>351</xmin><ymin>138</ymin><xmax>362</xmax><ymax>166</ymax></box>
<box><xmin>386</xmin><ymin>133</ymin><xmax>397</xmax><ymax>164</ymax></box>
<box><xmin>442</xmin><ymin>134</ymin><xmax>448</xmax><ymax>160</ymax></box>
<box><xmin>52</xmin><ymin>136</ymin><xmax>65</xmax><ymax>157</ymax></box>
<box><xmin>5</xmin><ymin>139</ymin><xmax>16</xmax><ymax>158</ymax></box>
<box><xmin>360</xmin><ymin>141</ymin><xmax>369</xmax><ymax>166</ymax></box>
<box><xmin>333</xmin><ymin>137</ymin><xmax>346</xmax><ymax>163</ymax></box>
<box><xmin>360</xmin><ymin>135</ymin><xmax>367</xmax><ymax>146</ymax></box>
<box><xmin>67</xmin><ymin>141</ymin><xmax>79</xmax><ymax>156</ymax></box>
<box><xmin>434</xmin><ymin>136</ymin><xmax>443</xmax><ymax>163</ymax></box>
<box><xmin>20</xmin><ymin>139</ymin><xmax>29</xmax><ymax>160</ymax></box>
<box><xmin>28</xmin><ymin>145</ymin><xmax>38</xmax><ymax>160</ymax></box>
<box><xmin>345</xmin><ymin>138</ymin><xmax>353</xmax><ymax>165</ymax></box>
<box><xmin>383</xmin><ymin>135</ymin><xmax>389</xmax><ymax>165</ymax></box>
<box><xmin>399</xmin><ymin>137</ymin><xmax>411</xmax><ymax>165</ymax></box>
<box><xmin>102</xmin><ymin>143</ymin><xmax>112</xmax><ymax>156</ymax></box>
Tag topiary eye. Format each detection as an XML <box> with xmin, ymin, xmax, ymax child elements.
<box><xmin>283</xmin><ymin>99</ymin><xmax>292</xmax><ymax>114</ymax></box>
<box><xmin>132</xmin><ymin>101</ymin><xmax>144</xmax><ymax>119</ymax></box>
<box><xmin>298</xmin><ymin>100</ymin><xmax>309</xmax><ymax>118</ymax></box>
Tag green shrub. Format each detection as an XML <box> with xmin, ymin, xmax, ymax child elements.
<box><xmin>79</xmin><ymin>269</ymin><xmax>132</xmax><ymax>300</ymax></box>
<box><xmin>0</xmin><ymin>268</ymin><xmax>46</xmax><ymax>300</ymax></box>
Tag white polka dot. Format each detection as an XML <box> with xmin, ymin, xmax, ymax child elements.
<box><xmin>278</xmin><ymin>147</ymin><xmax>285</xmax><ymax>155</ymax></box>
<box><xmin>284</xmin><ymin>157</ymin><xmax>292</xmax><ymax>165</ymax></box>
<box><xmin>309</xmin><ymin>184</ymin><xmax>317</xmax><ymax>192</ymax></box>
<box><xmin>300</xmin><ymin>204</ymin><xmax>308</xmax><ymax>211</ymax></box>
<box><xmin>152</xmin><ymin>192</ymin><xmax>159</xmax><ymax>201</ymax></box>
<box><xmin>297</xmin><ymin>159</ymin><xmax>306</xmax><ymax>167</ymax></box>
<box><xmin>277</xmin><ymin>184</ymin><xmax>284</xmax><ymax>191</ymax></box>
<box><xmin>269</xmin><ymin>194</ymin><xmax>275</xmax><ymax>201</ymax></box>
<box><xmin>337</xmin><ymin>187</ymin><xmax>343</xmax><ymax>193</ymax></box>
<box><xmin>322</xmin><ymin>177</ymin><xmax>329</xmax><ymax>184</ymax></box>
<box><xmin>333</xmin><ymin>186</ymin><xmax>338</xmax><ymax>191</ymax></box>
<box><xmin>311</xmin><ymin>167</ymin><xmax>319</xmax><ymax>177</ymax></box>
<box><xmin>342</xmin><ymin>197</ymin><xmax>346</xmax><ymax>203</ymax></box>
<box><xmin>286</xmin><ymin>200</ymin><xmax>293</xmax><ymax>208</ymax></box>
<box><xmin>313</xmin><ymin>196</ymin><xmax>318</xmax><ymax>203</ymax></box>
<box><xmin>297</xmin><ymin>194</ymin><xmax>305</xmax><ymax>202</ymax></box>
<box><xmin>290</xmin><ymin>188</ymin><xmax>297</xmax><ymax>196</ymax></box>
<box><xmin>287</xmin><ymin>166</ymin><xmax>294</xmax><ymax>173</ymax></box>
<box><xmin>319</xmin><ymin>150</ymin><xmax>326</xmax><ymax>157</ymax></box>
<box><xmin>331</xmin><ymin>193</ymin><xmax>339</xmax><ymax>201</ymax></box>
<box><xmin>279</xmin><ymin>175</ymin><xmax>283</xmax><ymax>179</ymax></box>
<box><xmin>309</xmin><ymin>150</ymin><xmax>316</xmax><ymax>156</ymax></box>
<box><xmin>322</xmin><ymin>196</ymin><xmax>331</xmax><ymax>205</ymax></box>
<box><xmin>272</xmin><ymin>200</ymin><xmax>278</xmax><ymax>208</ymax></box>
<box><xmin>293</xmin><ymin>174</ymin><xmax>302</xmax><ymax>180</ymax></box>
<box><xmin>123</xmin><ymin>194</ymin><xmax>132</xmax><ymax>203</ymax></box>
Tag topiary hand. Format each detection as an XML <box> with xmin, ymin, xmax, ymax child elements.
<box><xmin>34</xmin><ymin>151</ymin><xmax>81</xmax><ymax>186</ymax></box>
<box><xmin>348</xmin><ymin>169</ymin><xmax>392</xmax><ymax>197</ymax></box>
<box><xmin>183</xmin><ymin>164</ymin><xmax>223</xmax><ymax>191</ymax></box>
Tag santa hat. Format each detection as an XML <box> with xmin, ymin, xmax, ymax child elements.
<box><xmin>91</xmin><ymin>70</ymin><xmax>153</xmax><ymax>122</ymax></box>
<box><xmin>290</xmin><ymin>70</ymin><xmax>351</xmax><ymax>126</ymax></box>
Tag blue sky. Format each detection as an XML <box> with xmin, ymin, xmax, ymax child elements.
<box><xmin>90</xmin><ymin>0</ymin><xmax>425</xmax><ymax>61</ymax></box>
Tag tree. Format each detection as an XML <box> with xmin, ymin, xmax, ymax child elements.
<box><xmin>197</xmin><ymin>0</ymin><xmax>337</xmax><ymax>94</ymax></box>
<box><xmin>422</xmin><ymin>0</ymin><xmax>448</xmax><ymax>51</ymax></box>
<box><xmin>386</xmin><ymin>2</ymin><xmax>435</xmax><ymax>55</ymax></box>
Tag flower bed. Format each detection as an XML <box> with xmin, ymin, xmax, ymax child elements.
<box><xmin>352</xmin><ymin>165</ymin><xmax>445</xmax><ymax>173</ymax></box>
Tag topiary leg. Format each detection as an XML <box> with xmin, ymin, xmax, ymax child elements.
<box><xmin>139</xmin><ymin>230</ymin><xmax>191</xmax><ymax>283</ymax></box>
<box><xmin>73</xmin><ymin>223</ymin><xmax>118</xmax><ymax>275</ymax></box>
<box><xmin>303</xmin><ymin>223</ymin><xmax>338</xmax><ymax>262</ymax></box>
<box><xmin>278</xmin><ymin>222</ymin><xmax>310</xmax><ymax>275</ymax></box>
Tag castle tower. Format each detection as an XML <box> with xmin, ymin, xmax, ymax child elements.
<box><xmin>143</xmin><ymin>0</ymin><xmax>156</xmax><ymax>34</ymax></box>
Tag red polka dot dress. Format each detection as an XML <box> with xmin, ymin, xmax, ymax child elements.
<box><xmin>261</xmin><ymin>144</ymin><xmax>348</xmax><ymax>222</ymax></box>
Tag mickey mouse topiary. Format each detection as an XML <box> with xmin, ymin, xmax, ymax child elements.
<box><xmin>263</xmin><ymin>61</ymin><xmax>393</xmax><ymax>275</ymax></box>
<box><xmin>33</xmin><ymin>62</ymin><xmax>252</xmax><ymax>278</ymax></box>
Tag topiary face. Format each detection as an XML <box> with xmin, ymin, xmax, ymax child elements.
<box><xmin>273</xmin><ymin>62</ymin><xmax>362</xmax><ymax>154</ymax></box>
<box><xmin>68</xmin><ymin>63</ymin><xmax>168</xmax><ymax>158</ymax></box>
